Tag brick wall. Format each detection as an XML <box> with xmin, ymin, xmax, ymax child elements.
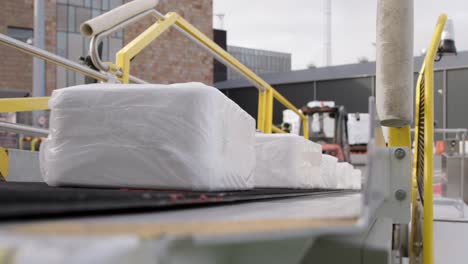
<box><xmin>124</xmin><ymin>0</ymin><xmax>213</xmax><ymax>85</ymax></box>
<box><xmin>0</xmin><ymin>0</ymin><xmax>56</xmax><ymax>95</ymax></box>
<box><xmin>0</xmin><ymin>1</ymin><xmax>34</xmax><ymax>93</ymax></box>
<box><xmin>44</xmin><ymin>0</ymin><xmax>57</xmax><ymax>96</ymax></box>
<box><xmin>0</xmin><ymin>0</ymin><xmax>213</xmax><ymax>95</ymax></box>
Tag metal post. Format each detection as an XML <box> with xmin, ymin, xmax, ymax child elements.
<box><xmin>371</xmin><ymin>75</ymin><xmax>376</xmax><ymax>97</ymax></box>
<box><xmin>0</xmin><ymin>121</ymin><xmax>48</xmax><ymax>138</ymax></box>
<box><xmin>313</xmin><ymin>81</ymin><xmax>317</xmax><ymax>100</ymax></box>
<box><xmin>461</xmin><ymin>131</ymin><xmax>465</xmax><ymax>217</ymax></box>
<box><xmin>443</xmin><ymin>70</ymin><xmax>447</xmax><ymax>139</ymax></box>
<box><xmin>33</xmin><ymin>0</ymin><xmax>46</xmax><ymax>127</ymax></box>
<box><xmin>322</xmin><ymin>0</ymin><xmax>331</xmax><ymax>66</ymax></box>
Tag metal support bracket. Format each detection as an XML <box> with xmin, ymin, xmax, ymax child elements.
<box><xmin>377</xmin><ymin>147</ymin><xmax>411</xmax><ymax>224</ymax></box>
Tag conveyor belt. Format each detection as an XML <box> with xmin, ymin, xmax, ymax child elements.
<box><xmin>0</xmin><ymin>182</ymin><xmax>353</xmax><ymax>219</ymax></box>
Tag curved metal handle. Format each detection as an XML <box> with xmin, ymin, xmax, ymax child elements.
<box><xmin>80</xmin><ymin>0</ymin><xmax>158</xmax><ymax>37</ymax></box>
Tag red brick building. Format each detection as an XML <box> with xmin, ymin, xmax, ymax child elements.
<box><xmin>0</xmin><ymin>0</ymin><xmax>214</xmax><ymax>96</ymax></box>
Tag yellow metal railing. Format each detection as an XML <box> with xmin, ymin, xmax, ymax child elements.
<box><xmin>115</xmin><ymin>12</ymin><xmax>309</xmax><ymax>139</ymax></box>
<box><xmin>407</xmin><ymin>14</ymin><xmax>447</xmax><ymax>264</ymax></box>
<box><xmin>0</xmin><ymin>11</ymin><xmax>308</xmax><ymax>139</ymax></box>
<box><xmin>0</xmin><ymin>97</ymin><xmax>49</xmax><ymax>113</ymax></box>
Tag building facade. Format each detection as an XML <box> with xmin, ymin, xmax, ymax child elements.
<box><xmin>0</xmin><ymin>0</ymin><xmax>214</xmax><ymax>96</ymax></box>
<box><xmin>215</xmin><ymin>52</ymin><xmax>468</xmax><ymax>135</ymax></box>
<box><xmin>227</xmin><ymin>45</ymin><xmax>291</xmax><ymax>80</ymax></box>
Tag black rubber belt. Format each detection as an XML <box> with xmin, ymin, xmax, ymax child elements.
<box><xmin>0</xmin><ymin>182</ymin><xmax>355</xmax><ymax>220</ymax></box>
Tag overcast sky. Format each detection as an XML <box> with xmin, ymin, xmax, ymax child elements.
<box><xmin>213</xmin><ymin>0</ymin><xmax>468</xmax><ymax>70</ymax></box>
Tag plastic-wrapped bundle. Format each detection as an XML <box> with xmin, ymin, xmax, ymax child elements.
<box><xmin>40</xmin><ymin>83</ymin><xmax>256</xmax><ymax>190</ymax></box>
<box><xmin>347</xmin><ymin>113</ymin><xmax>370</xmax><ymax>145</ymax></box>
<box><xmin>335</xmin><ymin>162</ymin><xmax>353</xmax><ymax>189</ymax></box>
<box><xmin>351</xmin><ymin>169</ymin><xmax>362</xmax><ymax>190</ymax></box>
<box><xmin>254</xmin><ymin>134</ymin><xmax>322</xmax><ymax>188</ymax></box>
<box><xmin>318</xmin><ymin>154</ymin><xmax>339</xmax><ymax>189</ymax></box>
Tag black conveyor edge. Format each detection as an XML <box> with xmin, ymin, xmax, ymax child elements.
<box><xmin>0</xmin><ymin>182</ymin><xmax>355</xmax><ymax>219</ymax></box>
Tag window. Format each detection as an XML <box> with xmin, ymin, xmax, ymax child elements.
<box><xmin>56</xmin><ymin>1</ymin><xmax>123</xmax><ymax>87</ymax></box>
<box><xmin>67</xmin><ymin>6</ymin><xmax>76</xmax><ymax>32</ymax></box>
<box><xmin>7</xmin><ymin>27</ymin><xmax>33</xmax><ymax>43</ymax></box>
<box><xmin>75</xmin><ymin>7</ymin><xmax>91</xmax><ymax>28</ymax></box>
<box><xmin>57</xmin><ymin>5</ymin><xmax>68</xmax><ymax>31</ymax></box>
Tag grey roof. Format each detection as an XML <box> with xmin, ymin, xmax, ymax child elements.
<box><xmin>227</xmin><ymin>45</ymin><xmax>292</xmax><ymax>57</ymax></box>
<box><xmin>214</xmin><ymin>51</ymin><xmax>468</xmax><ymax>90</ymax></box>
<box><xmin>0</xmin><ymin>89</ymin><xmax>30</xmax><ymax>98</ymax></box>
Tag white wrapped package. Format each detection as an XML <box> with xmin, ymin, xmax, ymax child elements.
<box><xmin>318</xmin><ymin>154</ymin><xmax>338</xmax><ymax>189</ymax></box>
<box><xmin>40</xmin><ymin>83</ymin><xmax>256</xmax><ymax>190</ymax></box>
<box><xmin>347</xmin><ymin>113</ymin><xmax>370</xmax><ymax>145</ymax></box>
<box><xmin>254</xmin><ymin>134</ymin><xmax>322</xmax><ymax>188</ymax></box>
<box><xmin>351</xmin><ymin>169</ymin><xmax>362</xmax><ymax>190</ymax></box>
<box><xmin>335</xmin><ymin>162</ymin><xmax>353</xmax><ymax>189</ymax></box>
<box><xmin>282</xmin><ymin>109</ymin><xmax>301</xmax><ymax>135</ymax></box>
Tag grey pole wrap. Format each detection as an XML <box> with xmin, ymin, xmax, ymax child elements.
<box><xmin>376</xmin><ymin>0</ymin><xmax>414</xmax><ymax>127</ymax></box>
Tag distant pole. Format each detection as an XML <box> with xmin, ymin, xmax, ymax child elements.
<box><xmin>323</xmin><ymin>0</ymin><xmax>332</xmax><ymax>66</ymax></box>
<box><xmin>214</xmin><ymin>13</ymin><xmax>225</xmax><ymax>30</ymax></box>
<box><xmin>33</xmin><ymin>0</ymin><xmax>46</xmax><ymax>127</ymax></box>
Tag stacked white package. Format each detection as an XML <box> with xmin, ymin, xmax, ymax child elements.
<box><xmin>317</xmin><ymin>154</ymin><xmax>338</xmax><ymax>189</ymax></box>
<box><xmin>254</xmin><ymin>134</ymin><xmax>322</xmax><ymax>188</ymax></box>
<box><xmin>347</xmin><ymin>113</ymin><xmax>370</xmax><ymax>145</ymax></box>
<box><xmin>282</xmin><ymin>109</ymin><xmax>301</xmax><ymax>135</ymax></box>
<box><xmin>335</xmin><ymin>162</ymin><xmax>353</xmax><ymax>189</ymax></box>
<box><xmin>310</xmin><ymin>113</ymin><xmax>335</xmax><ymax>138</ymax></box>
<box><xmin>40</xmin><ymin>83</ymin><xmax>256</xmax><ymax>190</ymax></box>
<box><xmin>308</xmin><ymin>142</ymin><xmax>325</xmax><ymax>188</ymax></box>
<box><xmin>351</xmin><ymin>169</ymin><xmax>362</xmax><ymax>190</ymax></box>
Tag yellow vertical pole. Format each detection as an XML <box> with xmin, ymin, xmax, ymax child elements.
<box><xmin>421</xmin><ymin>14</ymin><xmax>446</xmax><ymax>264</ymax></box>
<box><xmin>423</xmin><ymin>64</ymin><xmax>435</xmax><ymax>264</ymax></box>
<box><xmin>0</xmin><ymin>147</ymin><xmax>8</xmax><ymax>180</ymax></box>
<box><xmin>257</xmin><ymin>91</ymin><xmax>266</xmax><ymax>132</ymax></box>
<box><xmin>423</xmin><ymin>63</ymin><xmax>435</xmax><ymax>264</ymax></box>
<box><xmin>388</xmin><ymin>126</ymin><xmax>411</xmax><ymax>147</ymax></box>
<box><xmin>410</xmin><ymin>63</ymin><xmax>425</xmax><ymax>262</ymax></box>
<box><xmin>30</xmin><ymin>138</ymin><xmax>39</xmax><ymax>152</ymax></box>
<box><xmin>302</xmin><ymin>116</ymin><xmax>309</xmax><ymax>139</ymax></box>
<box><xmin>264</xmin><ymin>88</ymin><xmax>273</xmax><ymax>133</ymax></box>
<box><xmin>18</xmin><ymin>137</ymin><xmax>24</xmax><ymax>150</ymax></box>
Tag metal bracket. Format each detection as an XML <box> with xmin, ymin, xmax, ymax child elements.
<box><xmin>376</xmin><ymin>147</ymin><xmax>411</xmax><ymax>224</ymax></box>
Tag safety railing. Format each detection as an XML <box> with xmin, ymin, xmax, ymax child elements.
<box><xmin>0</xmin><ymin>33</ymin><xmax>146</xmax><ymax>113</ymax></box>
<box><xmin>407</xmin><ymin>14</ymin><xmax>447</xmax><ymax>264</ymax></box>
<box><xmin>0</xmin><ymin>0</ymin><xmax>308</xmax><ymax>139</ymax></box>
<box><xmin>111</xmin><ymin>10</ymin><xmax>308</xmax><ymax>138</ymax></box>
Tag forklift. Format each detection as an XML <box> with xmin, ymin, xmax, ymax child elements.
<box><xmin>301</xmin><ymin>101</ymin><xmax>351</xmax><ymax>162</ymax></box>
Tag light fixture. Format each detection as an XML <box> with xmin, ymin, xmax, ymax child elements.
<box><xmin>437</xmin><ymin>19</ymin><xmax>457</xmax><ymax>60</ymax></box>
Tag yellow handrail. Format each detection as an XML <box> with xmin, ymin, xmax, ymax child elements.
<box><xmin>409</xmin><ymin>14</ymin><xmax>447</xmax><ymax>264</ymax></box>
<box><xmin>271</xmin><ymin>125</ymin><xmax>287</xmax><ymax>134</ymax></box>
<box><xmin>115</xmin><ymin>12</ymin><xmax>309</xmax><ymax>139</ymax></box>
<box><xmin>0</xmin><ymin>11</ymin><xmax>309</xmax><ymax>139</ymax></box>
<box><xmin>0</xmin><ymin>97</ymin><xmax>49</xmax><ymax>112</ymax></box>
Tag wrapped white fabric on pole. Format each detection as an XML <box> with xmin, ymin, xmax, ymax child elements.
<box><xmin>80</xmin><ymin>0</ymin><xmax>158</xmax><ymax>36</ymax></box>
<box><xmin>40</xmin><ymin>83</ymin><xmax>256</xmax><ymax>190</ymax></box>
<box><xmin>254</xmin><ymin>134</ymin><xmax>322</xmax><ymax>188</ymax></box>
<box><xmin>376</xmin><ymin>0</ymin><xmax>414</xmax><ymax>127</ymax></box>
